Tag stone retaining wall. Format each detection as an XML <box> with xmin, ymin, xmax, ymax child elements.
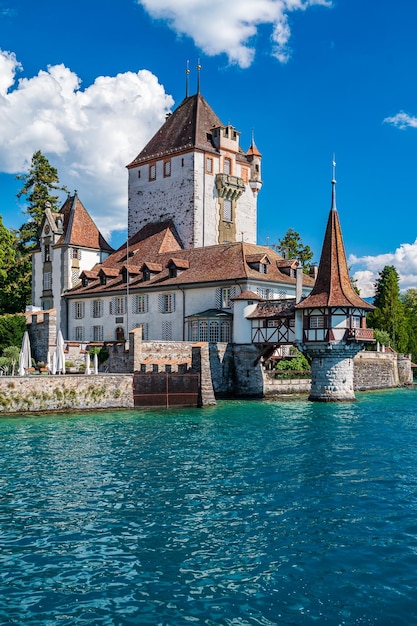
<box><xmin>263</xmin><ymin>372</ymin><xmax>311</xmax><ymax>396</ymax></box>
<box><xmin>354</xmin><ymin>352</ymin><xmax>403</xmax><ymax>390</ymax></box>
<box><xmin>0</xmin><ymin>374</ymin><xmax>134</xmax><ymax>414</ymax></box>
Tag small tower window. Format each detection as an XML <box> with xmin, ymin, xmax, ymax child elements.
<box><xmin>206</xmin><ymin>157</ymin><xmax>213</xmax><ymax>174</ymax></box>
<box><xmin>223</xmin><ymin>199</ymin><xmax>232</xmax><ymax>222</ymax></box>
<box><xmin>163</xmin><ymin>160</ymin><xmax>171</xmax><ymax>177</ymax></box>
<box><xmin>223</xmin><ymin>158</ymin><xmax>231</xmax><ymax>175</ymax></box>
<box><xmin>149</xmin><ymin>164</ymin><xmax>156</xmax><ymax>181</ymax></box>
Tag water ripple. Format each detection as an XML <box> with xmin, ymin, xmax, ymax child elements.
<box><xmin>1</xmin><ymin>390</ymin><xmax>417</xmax><ymax>624</ymax></box>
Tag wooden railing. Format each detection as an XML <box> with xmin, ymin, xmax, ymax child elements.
<box><xmin>346</xmin><ymin>328</ymin><xmax>374</xmax><ymax>342</ymax></box>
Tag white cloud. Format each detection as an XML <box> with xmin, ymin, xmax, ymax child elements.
<box><xmin>137</xmin><ymin>0</ymin><xmax>331</xmax><ymax>68</ymax></box>
<box><xmin>349</xmin><ymin>240</ymin><xmax>417</xmax><ymax>297</ymax></box>
<box><xmin>384</xmin><ymin>111</ymin><xmax>417</xmax><ymax>130</ymax></box>
<box><xmin>0</xmin><ymin>49</ymin><xmax>174</xmax><ymax>240</ymax></box>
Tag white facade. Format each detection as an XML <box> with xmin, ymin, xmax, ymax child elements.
<box><xmin>66</xmin><ymin>277</ymin><xmax>305</xmax><ymax>345</ymax></box>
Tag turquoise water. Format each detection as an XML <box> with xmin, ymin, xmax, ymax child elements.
<box><xmin>1</xmin><ymin>390</ymin><xmax>417</xmax><ymax>625</ymax></box>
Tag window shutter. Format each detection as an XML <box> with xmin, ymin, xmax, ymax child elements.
<box><xmin>158</xmin><ymin>294</ymin><xmax>164</xmax><ymax>313</ymax></box>
<box><xmin>230</xmin><ymin>286</ymin><xmax>236</xmax><ymax>309</ymax></box>
<box><xmin>215</xmin><ymin>288</ymin><xmax>222</xmax><ymax>309</ymax></box>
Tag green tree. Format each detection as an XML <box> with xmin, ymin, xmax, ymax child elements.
<box><xmin>2</xmin><ymin>346</ymin><xmax>20</xmax><ymax>376</ymax></box>
<box><xmin>272</xmin><ymin>228</ymin><xmax>313</xmax><ymax>272</ymax></box>
<box><xmin>16</xmin><ymin>150</ymin><xmax>67</xmax><ymax>248</ymax></box>
<box><xmin>402</xmin><ymin>288</ymin><xmax>417</xmax><ymax>362</ymax></box>
<box><xmin>0</xmin><ymin>314</ymin><xmax>27</xmax><ymax>354</ymax></box>
<box><xmin>0</xmin><ymin>217</ymin><xmax>32</xmax><ymax>313</ymax></box>
<box><xmin>368</xmin><ymin>266</ymin><xmax>408</xmax><ymax>352</ymax></box>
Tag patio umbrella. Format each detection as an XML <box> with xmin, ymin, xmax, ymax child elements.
<box><xmin>93</xmin><ymin>352</ymin><xmax>98</xmax><ymax>375</ymax></box>
<box><xmin>55</xmin><ymin>330</ymin><xmax>66</xmax><ymax>375</ymax></box>
<box><xmin>18</xmin><ymin>331</ymin><xmax>32</xmax><ymax>377</ymax></box>
<box><xmin>85</xmin><ymin>352</ymin><xmax>91</xmax><ymax>375</ymax></box>
<box><xmin>51</xmin><ymin>351</ymin><xmax>57</xmax><ymax>376</ymax></box>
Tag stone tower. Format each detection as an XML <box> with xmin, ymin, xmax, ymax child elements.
<box><xmin>295</xmin><ymin>175</ymin><xmax>374</xmax><ymax>401</ymax></box>
<box><xmin>127</xmin><ymin>91</ymin><xmax>262</xmax><ymax>248</ymax></box>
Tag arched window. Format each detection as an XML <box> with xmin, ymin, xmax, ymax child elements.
<box><xmin>116</xmin><ymin>327</ymin><xmax>125</xmax><ymax>341</ymax></box>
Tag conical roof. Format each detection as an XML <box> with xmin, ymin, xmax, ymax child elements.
<box><xmin>296</xmin><ymin>181</ymin><xmax>373</xmax><ymax>310</ymax></box>
<box><xmin>127</xmin><ymin>93</ymin><xmax>224</xmax><ymax>167</ymax></box>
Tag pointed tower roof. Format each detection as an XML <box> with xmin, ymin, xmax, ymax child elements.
<box><xmin>246</xmin><ymin>135</ymin><xmax>262</xmax><ymax>157</ymax></box>
<box><xmin>296</xmin><ymin>178</ymin><xmax>373</xmax><ymax>310</ymax></box>
<box><xmin>127</xmin><ymin>93</ymin><xmax>224</xmax><ymax>168</ymax></box>
<box><xmin>56</xmin><ymin>193</ymin><xmax>113</xmax><ymax>252</ymax></box>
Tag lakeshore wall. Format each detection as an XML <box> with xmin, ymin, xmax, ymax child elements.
<box><xmin>262</xmin><ymin>351</ymin><xmax>414</xmax><ymax>397</ymax></box>
<box><xmin>0</xmin><ymin>375</ymin><xmax>134</xmax><ymax>414</ymax></box>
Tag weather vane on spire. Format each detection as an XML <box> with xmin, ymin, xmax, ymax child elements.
<box><xmin>331</xmin><ymin>154</ymin><xmax>337</xmax><ymax>211</ymax></box>
<box><xmin>185</xmin><ymin>60</ymin><xmax>190</xmax><ymax>98</ymax></box>
<box><xmin>197</xmin><ymin>58</ymin><xmax>201</xmax><ymax>94</ymax></box>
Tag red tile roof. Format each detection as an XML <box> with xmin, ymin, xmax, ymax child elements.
<box><xmin>56</xmin><ymin>194</ymin><xmax>113</xmax><ymax>252</ymax></box>
<box><xmin>127</xmin><ymin>93</ymin><xmax>224</xmax><ymax>167</ymax></box>
<box><xmin>66</xmin><ymin>222</ymin><xmax>315</xmax><ymax>298</ymax></box>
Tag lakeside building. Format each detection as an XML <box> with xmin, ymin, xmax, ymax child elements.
<box><xmin>26</xmin><ymin>85</ymin><xmax>401</xmax><ymax>404</ymax></box>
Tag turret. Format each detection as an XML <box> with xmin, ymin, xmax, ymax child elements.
<box><xmin>295</xmin><ymin>169</ymin><xmax>374</xmax><ymax>401</ymax></box>
<box><xmin>246</xmin><ymin>137</ymin><xmax>262</xmax><ymax>194</ymax></box>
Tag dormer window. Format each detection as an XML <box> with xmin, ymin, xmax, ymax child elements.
<box><xmin>100</xmin><ymin>274</ymin><xmax>107</xmax><ymax>286</ymax></box>
<box><xmin>82</xmin><ymin>276</ymin><xmax>89</xmax><ymax>287</ymax></box>
<box><xmin>246</xmin><ymin>254</ymin><xmax>271</xmax><ymax>273</ymax></box>
<box><xmin>166</xmin><ymin>258</ymin><xmax>189</xmax><ymax>279</ymax></box>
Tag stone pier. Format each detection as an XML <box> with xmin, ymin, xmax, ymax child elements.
<box><xmin>308</xmin><ymin>345</ymin><xmax>362</xmax><ymax>402</ymax></box>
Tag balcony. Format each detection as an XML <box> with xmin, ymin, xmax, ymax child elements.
<box><xmin>346</xmin><ymin>328</ymin><xmax>374</xmax><ymax>342</ymax></box>
<box><xmin>215</xmin><ymin>173</ymin><xmax>245</xmax><ymax>201</ymax></box>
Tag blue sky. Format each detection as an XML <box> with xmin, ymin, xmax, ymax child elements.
<box><xmin>0</xmin><ymin>0</ymin><xmax>416</xmax><ymax>296</ymax></box>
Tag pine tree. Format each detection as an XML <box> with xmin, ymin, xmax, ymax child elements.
<box><xmin>16</xmin><ymin>150</ymin><xmax>67</xmax><ymax>248</ymax></box>
<box><xmin>402</xmin><ymin>288</ymin><xmax>417</xmax><ymax>362</ymax></box>
<box><xmin>368</xmin><ymin>265</ymin><xmax>408</xmax><ymax>352</ymax></box>
<box><xmin>272</xmin><ymin>228</ymin><xmax>313</xmax><ymax>272</ymax></box>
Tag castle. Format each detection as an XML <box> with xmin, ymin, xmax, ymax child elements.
<box><xmin>27</xmin><ymin>85</ymin><xmax>407</xmax><ymax>403</ymax></box>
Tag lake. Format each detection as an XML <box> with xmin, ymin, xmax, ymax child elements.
<box><xmin>1</xmin><ymin>388</ymin><xmax>417</xmax><ymax>624</ymax></box>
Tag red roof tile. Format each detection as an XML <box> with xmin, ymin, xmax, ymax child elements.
<box><xmin>56</xmin><ymin>194</ymin><xmax>113</xmax><ymax>252</ymax></box>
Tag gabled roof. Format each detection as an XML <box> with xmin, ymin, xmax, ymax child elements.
<box><xmin>56</xmin><ymin>193</ymin><xmax>113</xmax><ymax>252</ymax></box>
<box><xmin>127</xmin><ymin>93</ymin><xmax>224</xmax><ymax>167</ymax></box>
<box><xmin>296</xmin><ymin>181</ymin><xmax>374</xmax><ymax>310</ymax></box>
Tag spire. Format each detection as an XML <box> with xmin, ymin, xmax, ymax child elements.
<box><xmin>185</xmin><ymin>60</ymin><xmax>190</xmax><ymax>98</ymax></box>
<box><xmin>246</xmin><ymin>131</ymin><xmax>262</xmax><ymax>157</ymax></box>
<box><xmin>331</xmin><ymin>155</ymin><xmax>337</xmax><ymax>211</ymax></box>
<box><xmin>196</xmin><ymin>59</ymin><xmax>201</xmax><ymax>94</ymax></box>
<box><xmin>296</xmin><ymin>174</ymin><xmax>373</xmax><ymax>310</ymax></box>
